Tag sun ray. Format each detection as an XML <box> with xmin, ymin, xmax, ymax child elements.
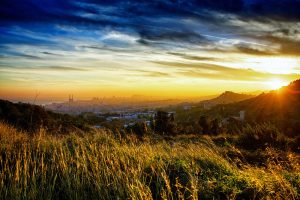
<box><xmin>266</xmin><ymin>79</ymin><xmax>288</xmax><ymax>90</ymax></box>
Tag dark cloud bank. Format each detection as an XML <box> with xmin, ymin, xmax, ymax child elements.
<box><xmin>1</xmin><ymin>0</ymin><xmax>300</xmax><ymax>57</ymax></box>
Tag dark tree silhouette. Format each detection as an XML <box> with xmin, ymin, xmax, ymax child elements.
<box><xmin>211</xmin><ymin>119</ymin><xmax>219</xmax><ymax>135</ymax></box>
<box><xmin>0</xmin><ymin>99</ymin><xmax>90</xmax><ymax>134</ymax></box>
<box><xmin>198</xmin><ymin>116</ymin><xmax>210</xmax><ymax>134</ymax></box>
<box><xmin>154</xmin><ymin>111</ymin><xmax>177</xmax><ymax>135</ymax></box>
<box><xmin>131</xmin><ymin>122</ymin><xmax>148</xmax><ymax>138</ymax></box>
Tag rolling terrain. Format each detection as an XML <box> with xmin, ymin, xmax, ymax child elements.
<box><xmin>0</xmin><ymin>80</ymin><xmax>299</xmax><ymax>199</ymax></box>
<box><xmin>200</xmin><ymin>91</ymin><xmax>255</xmax><ymax>108</ymax></box>
<box><xmin>204</xmin><ymin>80</ymin><xmax>300</xmax><ymax>136</ymax></box>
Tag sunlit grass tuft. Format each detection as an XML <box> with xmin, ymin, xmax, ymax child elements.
<box><xmin>0</xmin><ymin>122</ymin><xmax>299</xmax><ymax>199</ymax></box>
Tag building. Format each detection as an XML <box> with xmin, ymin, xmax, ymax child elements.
<box><xmin>222</xmin><ymin>110</ymin><xmax>245</xmax><ymax>125</ymax></box>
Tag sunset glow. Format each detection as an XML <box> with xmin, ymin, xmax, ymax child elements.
<box><xmin>266</xmin><ymin>79</ymin><xmax>289</xmax><ymax>90</ymax></box>
<box><xmin>0</xmin><ymin>1</ymin><xmax>300</xmax><ymax>103</ymax></box>
<box><xmin>245</xmin><ymin>57</ymin><xmax>299</xmax><ymax>74</ymax></box>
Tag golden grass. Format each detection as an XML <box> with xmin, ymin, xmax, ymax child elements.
<box><xmin>0</xmin><ymin>122</ymin><xmax>299</xmax><ymax>200</ymax></box>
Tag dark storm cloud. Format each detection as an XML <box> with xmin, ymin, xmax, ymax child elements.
<box><xmin>248</xmin><ymin>0</ymin><xmax>300</xmax><ymax>22</ymax></box>
<box><xmin>193</xmin><ymin>0</ymin><xmax>245</xmax><ymax>12</ymax></box>
<box><xmin>0</xmin><ymin>0</ymin><xmax>300</xmax><ymax>57</ymax></box>
<box><xmin>1</xmin><ymin>1</ymin><xmax>299</xmax><ymax>27</ymax></box>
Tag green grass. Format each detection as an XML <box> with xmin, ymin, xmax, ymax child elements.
<box><xmin>0</xmin><ymin>122</ymin><xmax>299</xmax><ymax>200</ymax></box>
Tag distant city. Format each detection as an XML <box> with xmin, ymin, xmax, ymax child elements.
<box><xmin>44</xmin><ymin>94</ymin><xmax>214</xmax><ymax>115</ymax></box>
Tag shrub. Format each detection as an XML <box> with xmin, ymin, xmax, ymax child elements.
<box><xmin>289</xmin><ymin>136</ymin><xmax>300</xmax><ymax>153</ymax></box>
<box><xmin>237</xmin><ymin>123</ymin><xmax>287</xmax><ymax>150</ymax></box>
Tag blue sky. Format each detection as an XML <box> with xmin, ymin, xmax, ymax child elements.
<box><xmin>0</xmin><ymin>0</ymin><xmax>300</xmax><ymax>101</ymax></box>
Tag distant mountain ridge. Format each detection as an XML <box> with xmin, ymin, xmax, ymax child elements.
<box><xmin>200</xmin><ymin>91</ymin><xmax>255</xmax><ymax>108</ymax></box>
<box><xmin>205</xmin><ymin>79</ymin><xmax>300</xmax><ymax>135</ymax></box>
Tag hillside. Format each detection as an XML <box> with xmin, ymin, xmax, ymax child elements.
<box><xmin>0</xmin><ymin>122</ymin><xmax>299</xmax><ymax>199</ymax></box>
<box><xmin>200</xmin><ymin>91</ymin><xmax>255</xmax><ymax>108</ymax></box>
<box><xmin>205</xmin><ymin>79</ymin><xmax>300</xmax><ymax>135</ymax></box>
<box><xmin>0</xmin><ymin>99</ymin><xmax>90</xmax><ymax>133</ymax></box>
<box><xmin>0</xmin><ymin>81</ymin><xmax>300</xmax><ymax>199</ymax></box>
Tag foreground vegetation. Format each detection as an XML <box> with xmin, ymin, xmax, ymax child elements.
<box><xmin>0</xmin><ymin>122</ymin><xmax>299</xmax><ymax>200</ymax></box>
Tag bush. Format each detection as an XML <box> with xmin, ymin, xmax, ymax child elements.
<box><xmin>154</xmin><ymin>111</ymin><xmax>177</xmax><ymax>135</ymax></box>
<box><xmin>129</xmin><ymin>122</ymin><xmax>148</xmax><ymax>138</ymax></box>
<box><xmin>237</xmin><ymin>123</ymin><xmax>287</xmax><ymax>150</ymax></box>
<box><xmin>289</xmin><ymin>136</ymin><xmax>300</xmax><ymax>153</ymax></box>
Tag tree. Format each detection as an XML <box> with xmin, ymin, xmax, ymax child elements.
<box><xmin>131</xmin><ymin>122</ymin><xmax>148</xmax><ymax>138</ymax></box>
<box><xmin>198</xmin><ymin>116</ymin><xmax>210</xmax><ymax>134</ymax></box>
<box><xmin>154</xmin><ymin>111</ymin><xmax>177</xmax><ymax>135</ymax></box>
<box><xmin>154</xmin><ymin>111</ymin><xmax>169</xmax><ymax>134</ymax></box>
<box><xmin>211</xmin><ymin>119</ymin><xmax>219</xmax><ymax>135</ymax></box>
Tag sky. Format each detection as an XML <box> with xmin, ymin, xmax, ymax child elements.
<box><xmin>0</xmin><ymin>0</ymin><xmax>300</xmax><ymax>102</ymax></box>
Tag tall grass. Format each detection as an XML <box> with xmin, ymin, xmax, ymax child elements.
<box><xmin>0</xmin><ymin>122</ymin><xmax>299</xmax><ymax>199</ymax></box>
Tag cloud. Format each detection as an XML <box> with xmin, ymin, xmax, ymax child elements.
<box><xmin>46</xmin><ymin>66</ymin><xmax>90</xmax><ymax>71</ymax></box>
<box><xmin>153</xmin><ymin>61</ymin><xmax>300</xmax><ymax>81</ymax></box>
<box><xmin>168</xmin><ymin>52</ymin><xmax>221</xmax><ymax>61</ymax></box>
<box><xmin>1</xmin><ymin>1</ymin><xmax>300</xmax><ymax>28</ymax></box>
<box><xmin>0</xmin><ymin>0</ymin><xmax>300</xmax><ymax>90</ymax></box>
<box><xmin>0</xmin><ymin>65</ymin><xmax>91</xmax><ymax>72</ymax></box>
<box><xmin>102</xmin><ymin>31</ymin><xmax>138</xmax><ymax>43</ymax></box>
<box><xmin>132</xmin><ymin>69</ymin><xmax>171</xmax><ymax>77</ymax></box>
<box><xmin>258</xmin><ymin>35</ymin><xmax>300</xmax><ymax>56</ymax></box>
<box><xmin>0</xmin><ymin>52</ymin><xmax>41</xmax><ymax>59</ymax></box>
<box><xmin>234</xmin><ymin>44</ymin><xmax>276</xmax><ymax>56</ymax></box>
<box><xmin>1</xmin><ymin>0</ymin><xmax>300</xmax><ymax>54</ymax></box>
<box><xmin>153</xmin><ymin>61</ymin><xmax>246</xmax><ymax>73</ymax></box>
<box><xmin>193</xmin><ymin>0</ymin><xmax>244</xmax><ymax>12</ymax></box>
<box><xmin>41</xmin><ymin>52</ymin><xmax>61</xmax><ymax>56</ymax></box>
<box><xmin>139</xmin><ymin>31</ymin><xmax>209</xmax><ymax>43</ymax></box>
<box><xmin>248</xmin><ymin>0</ymin><xmax>300</xmax><ymax>22</ymax></box>
<box><xmin>180</xmin><ymin>69</ymin><xmax>300</xmax><ymax>82</ymax></box>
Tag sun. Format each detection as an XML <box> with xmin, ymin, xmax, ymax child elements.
<box><xmin>266</xmin><ymin>79</ymin><xmax>288</xmax><ymax>90</ymax></box>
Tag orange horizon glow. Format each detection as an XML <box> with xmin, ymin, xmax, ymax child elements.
<box><xmin>1</xmin><ymin>74</ymin><xmax>298</xmax><ymax>103</ymax></box>
<box><xmin>1</xmin><ymin>53</ymin><xmax>299</xmax><ymax>102</ymax></box>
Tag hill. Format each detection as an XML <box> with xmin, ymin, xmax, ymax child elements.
<box><xmin>205</xmin><ymin>79</ymin><xmax>300</xmax><ymax>135</ymax></box>
<box><xmin>0</xmin><ymin>121</ymin><xmax>299</xmax><ymax>199</ymax></box>
<box><xmin>200</xmin><ymin>91</ymin><xmax>255</xmax><ymax>108</ymax></box>
<box><xmin>0</xmin><ymin>99</ymin><xmax>90</xmax><ymax>133</ymax></box>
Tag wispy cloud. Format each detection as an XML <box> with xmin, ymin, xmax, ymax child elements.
<box><xmin>154</xmin><ymin>61</ymin><xmax>300</xmax><ymax>81</ymax></box>
<box><xmin>46</xmin><ymin>66</ymin><xmax>91</xmax><ymax>71</ymax></box>
<box><xmin>0</xmin><ymin>0</ymin><xmax>300</xmax><ymax>98</ymax></box>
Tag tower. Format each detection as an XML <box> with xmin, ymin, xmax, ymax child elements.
<box><xmin>69</xmin><ymin>94</ymin><xmax>74</xmax><ymax>103</ymax></box>
<box><xmin>239</xmin><ymin>110</ymin><xmax>245</xmax><ymax>121</ymax></box>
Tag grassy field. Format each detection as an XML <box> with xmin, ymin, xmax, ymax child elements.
<box><xmin>0</xmin><ymin>122</ymin><xmax>299</xmax><ymax>200</ymax></box>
